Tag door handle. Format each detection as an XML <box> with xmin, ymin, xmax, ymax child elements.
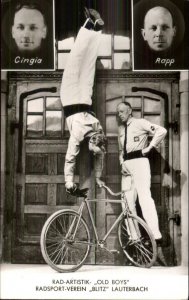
<box><xmin>168</xmin><ymin>211</ymin><xmax>181</xmax><ymax>226</ymax></box>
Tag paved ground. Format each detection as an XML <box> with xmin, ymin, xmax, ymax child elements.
<box><xmin>0</xmin><ymin>263</ymin><xmax>188</xmax><ymax>300</ymax></box>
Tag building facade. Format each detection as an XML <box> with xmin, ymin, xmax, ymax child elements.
<box><xmin>1</xmin><ymin>0</ymin><xmax>188</xmax><ymax>267</ymax></box>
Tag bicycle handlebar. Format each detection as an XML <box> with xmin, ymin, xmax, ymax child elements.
<box><xmin>101</xmin><ymin>185</ymin><xmax>122</xmax><ymax>196</ymax></box>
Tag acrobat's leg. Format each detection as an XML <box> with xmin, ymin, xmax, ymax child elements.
<box><xmin>79</xmin><ymin>30</ymin><xmax>102</xmax><ymax>103</ymax></box>
<box><xmin>60</xmin><ymin>26</ymin><xmax>99</xmax><ymax>106</ymax></box>
<box><xmin>64</xmin><ymin>132</ymin><xmax>80</xmax><ymax>183</ymax></box>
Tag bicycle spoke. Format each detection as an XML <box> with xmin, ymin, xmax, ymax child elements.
<box><xmin>46</xmin><ymin>226</ymin><xmax>60</xmax><ymax>238</ymax></box>
<box><xmin>46</xmin><ymin>241</ymin><xmax>62</xmax><ymax>251</ymax></box>
<box><xmin>46</xmin><ymin>235</ymin><xmax>64</xmax><ymax>243</ymax></box>
<box><xmin>129</xmin><ymin>240</ymin><xmax>153</xmax><ymax>264</ymax></box>
<box><xmin>118</xmin><ymin>215</ymin><xmax>156</xmax><ymax>267</ymax></box>
<box><xmin>59</xmin><ymin>246</ymin><xmax>69</xmax><ymax>264</ymax></box>
<box><xmin>49</xmin><ymin>245</ymin><xmax>64</xmax><ymax>264</ymax></box>
<box><xmin>132</xmin><ymin>239</ymin><xmax>152</xmax><ymax>254</ymax></box>
<box><xmin>134</xmin><ymin>243</ymin><xmax>152</xmax><ymax>263</ymax></box>
<box><xmin>48</xmin><ymin>241</ymin><xmax>65</xmax><ymax>259</ymax></box>
<box><xmin>137</xmin><ymin>241</ymin><xmax>153</xmax><ymax>257</ymax></box>
<box><xmin>57</xmin><ymin>217</ymin><xmax>67</xmax><ymax>233</ymax></box>
<box><xmin>41</xmin><ymin>211</ymin><xmax>90</xmax><ymax>272</ymax></box>
<box><xmin>59</xmin><ymin>247</ymin><xmax>66</xmax><ymax>265</ymax></box>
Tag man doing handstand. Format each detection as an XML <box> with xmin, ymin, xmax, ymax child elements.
<box><xmin>60</xmin><ymin>8</ymin><xmax>105</xmax><ymax>194</ymax></box>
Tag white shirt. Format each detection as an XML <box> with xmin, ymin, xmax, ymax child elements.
<box><xmin>64</xmin><ymin>112</ymin><xmax>104</xmax><ymax>182</ymax></box>
<box><xmin>118</xmin><ymin>117</ymin><xmax>167</xmax><ymax>164</ymax></box>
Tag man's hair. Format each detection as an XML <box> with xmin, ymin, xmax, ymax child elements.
<box><xmin>143</xmin><ymin>6</ymin><xmax>175</xmax><ymax>28</ymax></box>
<box><xmin>13</xmin><ymin>1</ymin><xmax>47</xmax><ymax>25</ymax></box>
<box><xmin>117</xmin><ymin>101</ymin><xmax>133</xmax><ymax>110</ymax></box>
<box><xmin>121</xmin><ymin>101</ymin><xmax>132</xmax><ymax>109</ymax></box>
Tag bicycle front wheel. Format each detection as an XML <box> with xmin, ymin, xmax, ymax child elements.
<box><xmin>40</xmin><ymin>210</ymin><xmax>91</xmax><ymax>272</ymax></box>
<box><xmin>118</xmin><ymin>214</ymin><xmax>157</xmax><ymax>268</ymax></box>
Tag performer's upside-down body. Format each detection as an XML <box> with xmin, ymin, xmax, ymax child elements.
<box><xmin>60</xmin><ymin>8</ymin><xmax>106</xmax><ymax>193</ymax></box>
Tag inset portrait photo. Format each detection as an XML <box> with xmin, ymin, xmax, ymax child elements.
<box><xmin>1</xmin><ymin>0</ymin><xmax>55</xmax><ymax>70</ymax></box>
<box><xmin>132</xmin><ymin>0</ymin><xmax>189</xmax><ymax>71</ymax></box>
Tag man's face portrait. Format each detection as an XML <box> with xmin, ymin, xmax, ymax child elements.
<box><xmin>117</xmin><ymin>103</ymin><xmax>132</xmax><ymax>123</ymax></box>
<box><xmin>12</xmin><ymin>7</ymin><xmax>47</xmax><ymax>52</ymax></box>
<box><xmin>141</xmin><ymin>6</ymin><xmax>176</xmax><ymax>52</ymax></box>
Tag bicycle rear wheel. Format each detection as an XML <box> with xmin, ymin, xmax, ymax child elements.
<box><xmin>40</xmin><ymin>210</ymin><xmax>91</xmax><ymax>272</ymax></box>
<box><xmin>118</xmin><ymin>214</ymin><xmax>157</xmax><ymax>268</ymax></box>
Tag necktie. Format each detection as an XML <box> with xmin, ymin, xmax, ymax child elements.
<box><xmin>123</xmin><ymin>123</ymin><xmax>127</xmax><ymax>160</ymax></box>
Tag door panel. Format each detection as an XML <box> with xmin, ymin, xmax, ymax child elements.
<box><xmin>12</xmin><ymin>86</ymin><xmax>95</xmax><ymax>264</ymax></box>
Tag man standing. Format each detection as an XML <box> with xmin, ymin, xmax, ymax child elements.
<box><xmin>60</xmin><ymin>8</ymin><xmax>105</xmax><ymax>194</ymax></box>
<box><xmin>117</xmin><ymin>102</ymin><xmax>167</xmax><ymax>242</ymax></box>
<box><xmin>141</xmin><ymin>6</ymin><xmax>176</xmax><ymax>52</ymax></box>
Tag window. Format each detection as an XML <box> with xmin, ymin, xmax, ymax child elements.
<box><xmin>57</xmin><ymin>33</ymin><xmax>131</xmax><ymax>70</ymax></box>
<box><xmin>26</xmin><ymin>97</ymin><xmax>68</xmax><ymax>138</ymax></box>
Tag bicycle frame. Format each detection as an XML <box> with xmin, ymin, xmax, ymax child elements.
<box><xmin>76</xmin><ymin>195</ymin><xmax>130</xmax><ymax>246</ymax></box>
<box><xmin>40</xmin><ymin>181</ymin><xmax>157</xmax><ymax>271</ymax></box>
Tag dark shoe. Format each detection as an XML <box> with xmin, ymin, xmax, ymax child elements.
<box><xmin>85</xmin><ymin>7</ymin><xmax>104</xmax><ymax>31</ymax></box>
<box><xmin>66</xmin><ymin>186</ymin><xmax>88</xmax><ymax>197</ymax></box>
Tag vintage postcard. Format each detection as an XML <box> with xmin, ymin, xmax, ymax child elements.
<box><xmin>1</xmin><ymin>0</ymin><xmax>188</xmax><ymax>299</ymax></box>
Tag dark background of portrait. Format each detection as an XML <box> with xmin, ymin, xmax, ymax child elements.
<box><xmin>1</xmin><ymin>0</ymin><xmax>54</xmax><ymax>70</ymax></box>
<box><xmin>133</xmin><ymin>0</ymin><xmax>189</xmax><ymax>70</ymax></box>
<box><xmin>55</xmin><ymin>0</ymin><xmax>131</xmax><ymax>38</ymax></box>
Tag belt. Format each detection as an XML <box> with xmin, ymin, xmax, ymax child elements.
<box><xmin>63</xmin><ymin>104</ymin><xmax>95</xmax><ymax>118</ymax></box>
<box><xmin>124</xmin><ymin>150</ymin><xmax>144</xmax><ymax>161</ymax></box>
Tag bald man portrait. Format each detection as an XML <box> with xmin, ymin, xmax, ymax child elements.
<box><xmin>133</xmin><ymin>0</ymin><xmax>189</xmax><ymax>70</ymax></box>
<box><xmin>141</xmin><ymin>6</ymin><xmax>176</xmax><ymax>52</ymax></box>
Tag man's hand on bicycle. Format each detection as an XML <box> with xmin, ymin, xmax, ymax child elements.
<box><xmin>96</xmin><ymin>177</ymin><xmax>105</xmax><ymax>187</ymax></box>
<box><xmin>65</xmin><ymin>182</ymin><xmax>89</xmax><ymax>197</ymax></box>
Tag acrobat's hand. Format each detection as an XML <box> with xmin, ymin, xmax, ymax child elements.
<box><xmin>121</xmin><ymin>162</ymin><xmax>129</xmax><ymax>176</ymax></box>
<box><xmin>121</xmin><ymin>169</ymin><xmax>128</xmax><ymax>176</ymax></box>
<box><xmin>65</xmin><ymin>182</ymin><xmax>77</xmax><ymax>194</ymax></box>
<box><xmin>96</xmin><ymin>178</ymin><xmax>105</xmax><ymax>187</ymax></box>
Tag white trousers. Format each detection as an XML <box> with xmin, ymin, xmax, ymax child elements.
<box><xmin>122</xmin><ymin>157</ymin><xmax>162</xmax><ymax>239</ymax></box>
<box><xmin>60</xmin><ymin>27</ymin><xmax>102</xmax><ymax>106</ymax></box>
<box><xmin>60</xmin><ymin>27</ymin><xmax>103</xmax><ymax>182</ymax></box>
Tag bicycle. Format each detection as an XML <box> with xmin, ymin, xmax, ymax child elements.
<box><xmin>40</xmin><ymin>178</ymin><xmax>157</xmax><ymax>272</ymax></box>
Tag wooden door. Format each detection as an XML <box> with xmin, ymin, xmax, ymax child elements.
<box><xmin>11</xmin><ymin>83</ymin><xmax>95</xmax><ymax>263</ymax></box>
<box><xmin>95</xmin><ymin>79</ymin><xmax>177</xmax><ymax>266</ymax></box>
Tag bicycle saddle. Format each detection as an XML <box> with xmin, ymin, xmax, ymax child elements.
<box><xmin>66</xmin><ymin>187</ymin><xmax>89</xmax><ymax>197</ymax></box>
